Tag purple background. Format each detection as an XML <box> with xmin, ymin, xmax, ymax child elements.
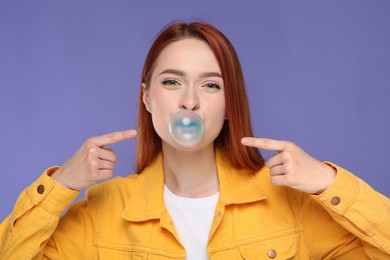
<box><xmin>1</xmin><ymin>1</ymin><xmax>389</xmax><ymax>220</ymax></box>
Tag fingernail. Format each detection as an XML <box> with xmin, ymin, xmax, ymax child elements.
<box><xmin>241</xmin><ymin>138</ymin><xmax>249</xmax><ymax>144</ymax></box>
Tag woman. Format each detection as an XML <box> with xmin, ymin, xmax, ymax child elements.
<box><xmin>1</xmin><ymin>21</ymin><xmax>389</xmax><ymax>259</ymax></box>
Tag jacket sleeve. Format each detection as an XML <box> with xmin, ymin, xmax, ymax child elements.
<box><xmin>0</xmin><ymin>167</ymin><xmax>86</xmax><ymax>259</ymax></box>
<box><xmin>294</xmin><ymin>163</ymin><xmax>390</xmax><ymax>258</ymax></box>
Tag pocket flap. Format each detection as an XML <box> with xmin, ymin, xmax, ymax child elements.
<box><xmin>239</xmin><ymin>233</ymin><xmax>297</xmax><ymax>260</ymax></box>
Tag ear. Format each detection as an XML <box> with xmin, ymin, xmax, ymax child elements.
<box><xmin>142</xmin><ymin>83</ymin><xmax>151</xmax><ymax>113</ymax></box>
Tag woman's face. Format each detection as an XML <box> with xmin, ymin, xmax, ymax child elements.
<box><xmin>143</xmin><ymin>38</ymin><xmax>226</xmax><ymax>151</ymax></box>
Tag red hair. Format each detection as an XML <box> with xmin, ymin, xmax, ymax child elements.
<box><xmin>136</xmin><ymin>21</ymin><xmax>264</xmax><ymax>173</ymax></box>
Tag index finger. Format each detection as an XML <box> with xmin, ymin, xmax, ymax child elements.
<box><xmin>88</xmin><ymin>129</ymin><xmax>137</xmax><ymax>147</ymax></box>
<box><xmin>241</xmin><ymin>137</ymin><xmax>287</xmax><ymax>152</ymax></box>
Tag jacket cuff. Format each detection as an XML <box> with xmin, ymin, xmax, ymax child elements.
<box><xmin>312</xmin><ymin>162</ymin><xmax>359</xmax><ymax>215</ymax></box>
<box><xmin>26</xmin><ymin>167</ymin><xmax>80</xmax><ymax>215</ymax></box>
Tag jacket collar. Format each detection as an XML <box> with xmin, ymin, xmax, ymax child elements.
<box><xmin>121</xmin><ymin>148</ymin><xmax>267</xmax><ymax>222</ymax></box>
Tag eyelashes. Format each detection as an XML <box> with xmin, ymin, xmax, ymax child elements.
<box><xmin>203</xmin><ymin>83</ymin><xmax>221</xmax><ymax>90</ymax></box>
<box><xmin>162</xmin><ymin>79</ymin><xmax>181</xmax><ymax>86</ymax></box>
<box><xmin>161</xmin><ymin>80</ymin><xmax>222</xmax><ymax>91</ymax></box>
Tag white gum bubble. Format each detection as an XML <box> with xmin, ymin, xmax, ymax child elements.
<box><xmin>168</xmin><ymin>110</ymin><xmax>204</xmax><ymax>147</ymax></box>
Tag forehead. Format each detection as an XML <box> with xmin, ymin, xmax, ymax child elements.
<box><xmin>152</xmin><ymin>38</ymin><xmax>222</xmax><ymax>75</ymax></box>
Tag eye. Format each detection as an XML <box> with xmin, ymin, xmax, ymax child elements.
<box><xmin>205</xmin><ymin>83</ymin><xmax>221</xmax><ymax>89</ymax></box>
<box><xmin>202</xmin><ymin>83</ymin><xmax>221</xmax><ymax>92</ymax></box>
<box><xmin>162</xmin><ymin>80</ymin><xmax>180</xmax><ymax>86</ymax></box>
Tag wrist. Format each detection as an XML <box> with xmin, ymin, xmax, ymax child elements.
<box><xmin>50</xmin><ymin>167</ymin><xmax>74</xmax><ymax>190</ymax></box>
<box><xmin>313</xmin><ymin>163</ymin><xmax>337</xmax><ymax>195</ymax></box>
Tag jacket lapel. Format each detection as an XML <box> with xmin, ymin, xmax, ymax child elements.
<box><xmin>121</xmin><ymin>148</ymin><xmax>268</xmax><ymax>223</ymax></box>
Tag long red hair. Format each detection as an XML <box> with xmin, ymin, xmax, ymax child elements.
<box><xmin>136</xmin><ymin>21</ymin><xmax>264</xmax><ymax>173</ymax></box>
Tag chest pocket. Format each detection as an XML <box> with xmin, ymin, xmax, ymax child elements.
<box><xmin>95</xmin><ymin>243</ymin><xmax>185</xmax><ymax>260</ymax></box>
<box><xmin>238</xmin><ymin>232</ymin><xmax>298</xmax><ymax>260</ymax></box>
<box><xmin>96</xmin><ymin>248</ymin><xmax>146</xmax><ymax>260</ymax></box>
<box><xmin>96</xmin><ymin>247</ymin><xmax>184</xmax><ymax>260</ymax></box>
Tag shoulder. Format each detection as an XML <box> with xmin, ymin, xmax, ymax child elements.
<box><xmin>58</xmin><ymin>174</ymin><xmax>141</xmax><ymax>230</ymax></box>
<box><xmin>252</xmin><ymin>166</ymin><xmax>290</xmax><ymax>195</ymax></box>
<box><xmin>252</xmin><ymin>166</ymin><xmax>301</xmax><ymax>206</ymax></box>
<box><xmin>86</xmin><ymin>173</ymin><xmax>140</xmax><ymax>204</ymax></box>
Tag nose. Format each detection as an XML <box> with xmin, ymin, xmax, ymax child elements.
<box><xmin>179</xmin><ymin>88</ymin><xmax>200</xmax><ymax>111</ymax></box>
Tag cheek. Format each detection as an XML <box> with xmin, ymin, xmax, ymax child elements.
<box><xmin>149</xmin><ymin>108</ymin><xmax>169</xmax><ymax>143</ymax></box>
<box><xmin>148</xmin><ymin>89</ymin><xmax>173</xmax><ymax>139</ymax></box>
<box><xmin>213</xmin><ymin>95</ymin><xmax>226</xmax><ymax>120</ymax></box>
<box><xmin>204</xmin><ymin>97</ymin><xmax>226</xmax><ymax>136</ymax></box>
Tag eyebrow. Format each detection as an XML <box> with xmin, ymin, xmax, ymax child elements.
<box><xmin>159</xmin><ymin>69</ymin><xmax>222</xmax><ymax>79</ymax></box>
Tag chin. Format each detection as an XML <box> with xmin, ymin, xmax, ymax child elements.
<box><xmin>163</xmin><ymin>138</ymin><xmax>213</xmax><ymax>153</ymax></box>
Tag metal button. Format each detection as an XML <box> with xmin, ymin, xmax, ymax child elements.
<box><xmin>267</xmin><ymin>249</ymin><xmax>277</xmax><ymax>259</ymax></box>
<box><xmin>37</xmin><ymin>185</ymin><xmax>45</xmax><ymax>194</ymax></box>
<box><xmin>331</xmin><ymin>197</ymin><xmax>340</xmax><ymax>205</ymax></box>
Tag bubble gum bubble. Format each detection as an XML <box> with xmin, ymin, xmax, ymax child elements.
<box><xmin>168</xmin><ymin>110</ymin><xmax>204</xmax><ymax>147</ymax></box>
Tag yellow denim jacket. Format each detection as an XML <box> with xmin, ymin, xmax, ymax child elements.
<box><xmin>1</xmin><ymin>149</ymin><xmax>389</xmax><ymax>259</ymax></box>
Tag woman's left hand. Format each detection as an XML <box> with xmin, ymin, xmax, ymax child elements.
<box><xmin>241</xmin><ymin>137</ymin><xmax>336</xmax><ymax>194</ymax></box>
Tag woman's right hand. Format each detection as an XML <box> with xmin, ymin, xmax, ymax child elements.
<box><xmin>51</xmin><ymin>130</ymin><xmax>137</xmax><ymax>191</ymax></box>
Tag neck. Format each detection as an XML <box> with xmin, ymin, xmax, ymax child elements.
<box><xmin>162</xmin><ymin>142</ymin><xmax>219</xmax><ymax>198</ymax></box>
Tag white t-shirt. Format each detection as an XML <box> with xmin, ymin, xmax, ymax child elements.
<box><xmin>164</xmin><ymin>185</ymin><xmax>219</xmax><ymax>260</ymax></box>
